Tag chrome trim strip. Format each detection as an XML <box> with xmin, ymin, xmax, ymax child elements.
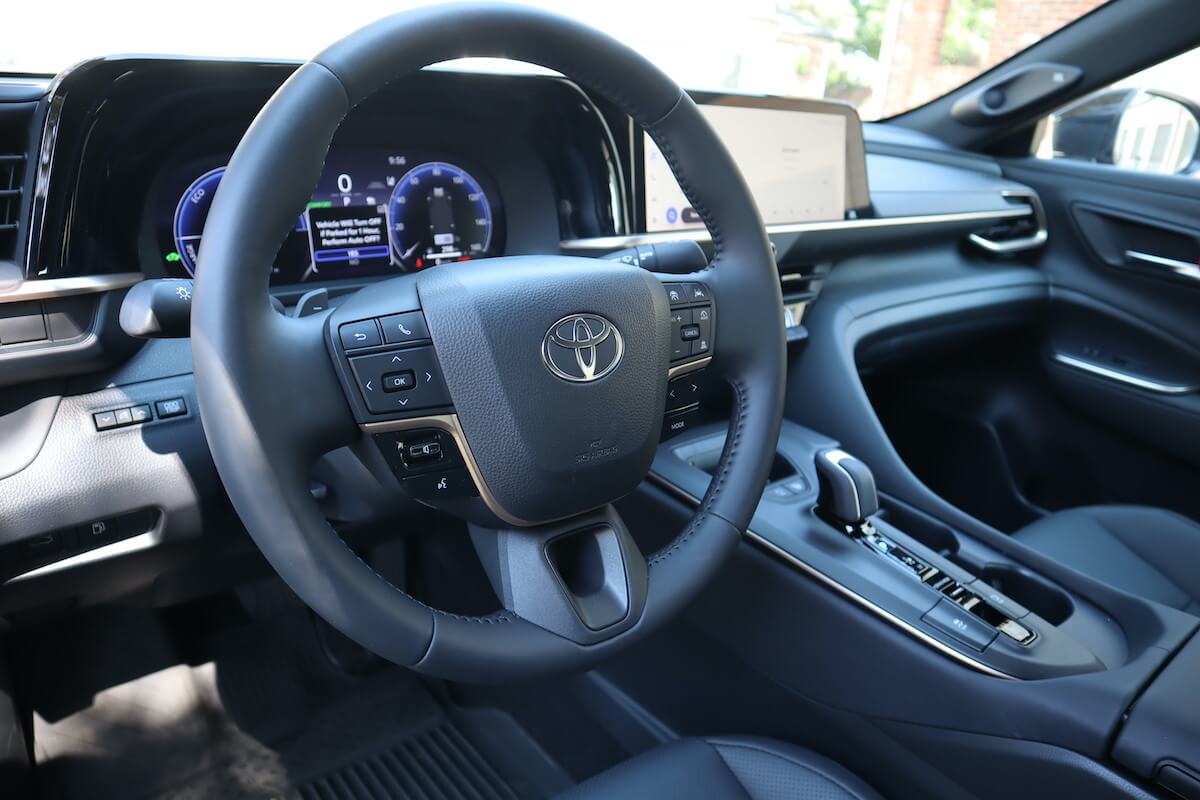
<box><xmin>560</xmin><ymin>208</ymin><xmax>1030</xmax><ymax>251</ymax></box>
<box><xmin>362</xmin><ymin>413</ymin><xmax>534</xmax><ymax>527</ymax></box>
<box><xmin>1052</xmin><ymin>352</ymin><xmax>1199</xmax><ymax>395</ymax></box>
<box><xmin>1124</xmin><ymin>250</ymin><xmax>1200</xmax><ymax>283</ymax></box>
<box><xmin>647</xmin><ymin>472</ymin><xmax>1015</xmax><ymax>680</ymax></box>
<box><xmin>7</xmin><ymin>528</ymin><xmax>163</xmax><ymax>583</ymax></box>
<box><xmin>968</xmin><ymin>190</ymin><xmax>1048</xmax><ymax>254</ymax></box>
<box><xmin>0</xmin><ymin>272</ymin><xmax>142</xmax><ymax>303</ymax></box>
<box><xmin>667</xmin><ymin>356</ymin><xmax>712</xmax><ymax>379</ymax></box>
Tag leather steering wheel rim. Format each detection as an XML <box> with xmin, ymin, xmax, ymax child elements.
<box><xmin>191</xmin><ymin>2</ymin><xmax>785</xmax><ymax>682</ymax></box>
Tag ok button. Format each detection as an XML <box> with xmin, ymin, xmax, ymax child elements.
<box><xmin>383</xmin><ymin>370</ymin><xmax>415</xmax><ymax>392</ymax></box>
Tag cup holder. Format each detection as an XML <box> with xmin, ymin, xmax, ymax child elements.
<box><xmin>979</xmin><ymin>563</ymin><xmax>1073</xmax><ymax>625</ymax></box>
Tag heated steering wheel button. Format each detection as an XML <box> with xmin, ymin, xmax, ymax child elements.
<box><xmin>382</xmin><ymin>370</ymin><xmax>415</xmax><ymax>392</ymax></box>
<box><xmin>380</xmin><ymin>312</ymin><xmax>429</xmax><ymax>345</ymax></box>
<box><xmin>339</xmin><ymin>320</ymin><xmax>382</xmax><ymax>350</ymax></box>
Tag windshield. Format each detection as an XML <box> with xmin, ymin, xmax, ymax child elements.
<box><xmin>3</xmin><ymin>0</ymin><xmax>1106</xmax><ymax>120</ymax></box>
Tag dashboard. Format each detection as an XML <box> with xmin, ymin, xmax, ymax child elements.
<box><xmin>0</xmin><ymin>54</ymin><xmax>1046</xmax><ymax>618</ymax></box>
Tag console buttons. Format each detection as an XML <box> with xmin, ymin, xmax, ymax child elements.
<box><xmin>93</xmin><ymin>410</ymin><xmax>118</xmax><ymax>430</ymax></box>
<box><xmin>339</xmin><ymin>320</ymin><xmax>382</xmax><ymax>350</ymax></box>
<box><xmin>114</xmin><ymin>407</ymin><xmax>133</xmax><ymax>426</ymax></box>
<box><xmin>380</xmin><ymin>312</ymin><xmax>430</xmax><ymax>345</ymax></box>
<box><xmin>403</xmin><ymin>469</ymin><xmax>477</xmax><ymax>498</ymax></box>
<box><xmin>351</xmin><ymin>347</ymin><xmax>452</xmax><ymax>414</ymax></box>
<box><xmin>968</xmin><ymin>583</ymin><xmax>1030</xmax><ymax>619</ymax></box>
<box><xmin>129</xmin><ymin>404</ymin><xmax>153</xmax><ymax>423</ymax></box>
<box><xmin>764</xmin><ymin>483</ymin><xmax>797</xmax><ymax>502</ymax></box>
<box><xmin>669</xmin><ymin>308</ymin><xmax>691</xmax><ymax>360</ymax></box>
<box><xmin>783</xmin><ymin>475</ymin><xmax>811</xmax><ymax>495</ymax></box>
<box><xmin>383</xmin><ymin>370</ymin><xmax>415</xmax><ymax>392</ymax></box>
<box><xmin>156</xmin><ymin>398</ymin><xmax>187</xmax><ymax>419</ymax></box>
<box><xmin>923</xmin><ymin>598</ymin><xmax>998</xmax><ymax>651</ymax></box>
<box><xmin>998</xmin><ymin>619</ymin><xmax>1035</xmax><ymax>644</ymax></box>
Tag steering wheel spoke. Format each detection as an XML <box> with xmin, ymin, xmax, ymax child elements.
<box><xmin>468</xmin><ymin>505</ymin><xmax>648</xmax><ymax>645</ymax></box>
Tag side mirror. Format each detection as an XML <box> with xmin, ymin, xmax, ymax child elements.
<box><xmin>1049</xmin><ymin>88</ymin><xmax>1200</xmax><ymax>174</ymax></box>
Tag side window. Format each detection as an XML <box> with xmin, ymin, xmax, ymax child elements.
<box><xmin>1031</xmin><ymin>47</ymin><xmax>1200</xmax><ymax>176</ymax></box>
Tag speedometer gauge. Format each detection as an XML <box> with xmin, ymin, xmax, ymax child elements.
<box><xmin>388</xmin><ymin>162</ymin><xmax>493</xmax><ymax>270</ymax></box>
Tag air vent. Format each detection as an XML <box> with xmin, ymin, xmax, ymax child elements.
<box><xmin>0</xmin><ymin>153</ymin><xmax>24</xmax><ymax>260</ymax></box>
<box><xmin>0</xmin><ymin>97</ymin><xmax>31</xmax><ymax>264</ymax></box>
<box><xmin>969</xmin><ymin>191</ymin><xmax>1047</xmax><ymax>254</ymax></box>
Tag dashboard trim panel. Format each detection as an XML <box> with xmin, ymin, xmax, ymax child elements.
<box><xmin>559</xmin><ymin>207</ymin><xmax>1031</xmax><ymax>251</ymax></box>
<box><xmin>0</xmin><ymin>272</ymin><xmax>143</xmax><ymax>303</ymax></box>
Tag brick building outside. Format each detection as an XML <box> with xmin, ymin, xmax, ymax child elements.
<box><xmin>874</xmin><ymin>0</ymin><xmax>1107</xmax><ymax>118</ymax></box>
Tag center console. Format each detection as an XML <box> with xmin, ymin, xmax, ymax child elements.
<box><xmin>654</xmin><ymin>417</ymin><xmax>1109</xmax><ymax>679</ymax></box>
<box><xmin>647</xmin><ymin>407</ymin><xmax>1200</xmax><ymax>796</ymax></box>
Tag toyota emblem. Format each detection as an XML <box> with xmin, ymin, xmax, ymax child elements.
<box><xmin>541</xmin><ymin>313</ymin><xmax>624</xmax><ymax>383</ymax></box>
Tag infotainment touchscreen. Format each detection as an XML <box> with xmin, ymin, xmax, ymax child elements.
<box><xmin>643</xmin><ymin>101</ymin><xmax>854</xmax><ymax>232</ymax></box>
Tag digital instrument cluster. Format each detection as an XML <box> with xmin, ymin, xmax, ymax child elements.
<box><xmin>161</xmin><ymin>149</ymin><xmax>503</xmax><ymax>285</ymax></box>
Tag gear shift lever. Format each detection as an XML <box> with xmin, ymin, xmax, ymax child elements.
<box><xmin>815</xmin><ymin>449</ymin><xmax>879</xmax><ymax>531</ymax></box>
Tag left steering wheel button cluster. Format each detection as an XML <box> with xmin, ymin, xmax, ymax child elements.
<box><xmin>350</xmin><ymin>347</ymin><xmax>452</xmax><ymax>413</ymax></box>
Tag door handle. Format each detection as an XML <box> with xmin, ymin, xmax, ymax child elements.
<box><xmin>1124</xmin><ymin>250</ymin><xmax>1200</xmax><ymax>283</ymax></box>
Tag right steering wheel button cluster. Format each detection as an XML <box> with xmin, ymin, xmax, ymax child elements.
<box><xmin>664</xmin><ymin>282</ymin><xmax>713</xmax><ymax>362</ymax></box>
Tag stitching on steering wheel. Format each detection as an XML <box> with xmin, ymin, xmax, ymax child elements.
<box><xmin>321</xmin><ymin>516</ymin><xmax>515</xmax><ymax>625</ymax></box>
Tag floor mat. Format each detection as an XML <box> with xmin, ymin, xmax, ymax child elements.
<box><xmin>25</xmin><ymin>606</ymin><xmax>571</xmax><ymax>800</ymax></box>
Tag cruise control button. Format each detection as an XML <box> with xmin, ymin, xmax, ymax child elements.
<box><xmin>922</xmin><ymin>598</ymin><xmax>998</xmax><ymax>652</ymax></box>
<box><xmin>669</xmin><ymin>308</ymin><xmax>691</xmax><ymax>361</ymax></box>
<box><xmin>379</xmin><ymin>312</ymin><xmax>430</xmax><ymax>345</ymax></box>
<box><xmin>339</xmin><ymin>320</ymin><xmax>382</xmax><ymax>350</ymax></box>
<box><xmin>665</xmin><ymin>283</ymin><xmax>689</xmax><ymax>307</ymax></box>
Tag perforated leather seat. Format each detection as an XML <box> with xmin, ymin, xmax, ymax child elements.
<box><xmin>557</xmin><ymin>736</ymin><xmax>882</xmax><ymax>800</ymax></box>
<box><xmin>1015</xmin><ymin>505</ymin><xmax>1200</xmax><ymax>615</ymax></box>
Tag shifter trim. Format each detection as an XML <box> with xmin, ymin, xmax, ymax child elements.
<box><xmin>647</xmin><ymin>471</ymin><xmax>1017</xmax><ymax>680</ymax></box>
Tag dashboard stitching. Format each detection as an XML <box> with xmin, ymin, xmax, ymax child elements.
<box><xmin>647</xmin><ymin>375</ymin><xmax>746</xmax><ymax>568</ymax></box>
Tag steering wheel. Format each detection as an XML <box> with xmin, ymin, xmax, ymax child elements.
<box><xmin>191</xmin><ymin>3</ymin><xmax>785</xmax><ymax>682</ymax></box>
